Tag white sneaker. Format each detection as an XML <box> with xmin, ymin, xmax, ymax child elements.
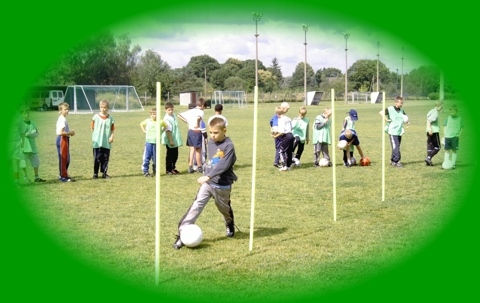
<box><xmin>279</xmin><ymin>166</ymin><xmax>290</xmax><ymax>171</ymax></box>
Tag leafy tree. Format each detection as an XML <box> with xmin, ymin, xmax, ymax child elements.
<box><xmin>348</xmin><ymin>59</ymin><xmax>390</xmax><ymax>92</ymax></box>
<box><xmin>133</xmin><ymin>50</ymin><xmax>171</xmax><ymax>98</ymax></box>
<box><xmin>267</xmin><ymin>57</ymin><xmax>283</xmax><ymax>86</ymax></box>
<box><xmin>209</xmin><ymin>68</ymin><xmax>233</xmax><ymax>90</ymax></box>
<box><xmin>289</xmin><ymin>62</ymin><xmax>315</xmax><ymax>89</ymax></box>
<box><xmin>224</xmin><ymin>76</ymin><xmax>246</xmax><ymax>91</ymax></box>
<box><xmin>258</xmin><ymin>69</ymin><xmax>278</xmax><ymax>93</ymax></box>
<box><xmin>186</xmin><ymin>54</ymin><xmax>221</xmax><ymax>80</ymax></box>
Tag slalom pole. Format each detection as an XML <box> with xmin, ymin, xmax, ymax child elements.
<box><xmin>382</xmin><ymin>92</ymin><xmax>385</xmax><ymax>202</ymax></box>
<box><xmin>155</xmin><ymin>82</ymin><xmax>161</xmax><ymax>285</ymax></box>
<box><xmin>249</xmin><ymin>85</ymin><xmax>259</xmax><ymax>251</ymax></box>
<box><xmin>331</xmin><ymin>89</ymin><xmax>337</xmax><ymax>222</ymax></box>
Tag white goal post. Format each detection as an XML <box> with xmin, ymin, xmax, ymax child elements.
<box><xmin>347</xmin><ymin>92</ymin><xmax>370</xmax><ymax>104</ymax></box>
<box><xmin>64</xmin><ymin>85</ymin><xmax>144</xmax><ymax>113</ymax></box>
<box><xmin>213</xmin><ymin>91</ymin><xmax>247</xmax><ymax>108</ymax></box>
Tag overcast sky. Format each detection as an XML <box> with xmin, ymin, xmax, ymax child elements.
<box><xmin>112</xmin><ymin>11</ymin><xmax>432</xmax><ymax>77</ymax></box>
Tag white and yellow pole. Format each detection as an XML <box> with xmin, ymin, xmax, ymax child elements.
<box><xmin>155</xmin><ymin>82</ymin><xmax>161</xmax><ymax>284</ymax></box>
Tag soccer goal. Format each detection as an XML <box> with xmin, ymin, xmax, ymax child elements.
<box><xmin>213</xmin><ymin>91</ymin><xmax>247</xmax><ymax>108</ymax></box>
<box><xmin>347</xmin><ymin>92</ymin><xmax>370</xmax><ymax>104</ymax></box>
<box><xmin>64</xmin><ymin>85</ymin><xmax>144</xmax><ymax>114</ymax></box>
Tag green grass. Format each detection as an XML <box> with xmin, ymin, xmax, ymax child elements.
<box><xmin>18</xmin><ymin>100</ymin><xmax>474</xmax><ymax>302</ymax></box>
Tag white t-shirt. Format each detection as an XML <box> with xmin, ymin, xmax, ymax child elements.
<box><xmin>56</xmin><ymin>115</ymin><xmax>69</xmax><ymax>135</ymax></box>
<box><xmin>178</xmin><ymin>108</ymin><xmax>204</xmax><ymax>130</ymax></box>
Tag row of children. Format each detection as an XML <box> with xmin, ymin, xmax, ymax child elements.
<box><xmin>269</xmin><ymin>102</ymin><xmax>366</xmax><ymax>171</ymax></box>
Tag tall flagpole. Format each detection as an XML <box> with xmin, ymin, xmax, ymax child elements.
<box><xmin>381</xmin><ymin>91</ymin><xmax>385</xmax><ymax>202</ymax></box>
<box><xmin>249</xmin><ymin>12</ymin><xmax>262</xmax><ymax>252</ymax></box>
<box><xmin>331</xmin><ymin>89</ymin><xmax>337</xmax><ymax>221</ymax></box>
<box><xmin>155</xmin><ymin>82</ymin><xmax>161</xmax><ymax>284</ymax></box>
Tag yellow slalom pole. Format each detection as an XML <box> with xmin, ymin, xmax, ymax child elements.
<box><xmin>249</xmin><ymin>85</ymin><xmax>259</xmax><ymax>251</ymax></box>
<box><xmin>155</xmin><ymin>82</ymin><xmax>161</xmax><ymax>285</ymax></box>
<box><xmin>382</xmin><ymin>92</ymin><xmax>385</xmax><ymax>202</ymax></box>
<box><xmin>331</xmin><ymin>89</ymin><xmax>337</xmax><ymax>222</ymax></box>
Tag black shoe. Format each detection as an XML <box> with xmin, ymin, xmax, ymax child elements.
<box><xmin>197</xmin><ymin>167</ymin><xmax>203</xmax><ymax>173</ymax></box>
<box><xmin>102</xmin><ymin>173</ymin><xmax>111</xmax><ymax>179</ymax></box>
<box><xmin>144</xmin><ymin>172</ymin><xmax>151</xmax><ymax>177</ymax></box>
<box><xmin>425</xmin><ymin>157</ymin><xmax>433</xmax><ymax>166</ymax></box>
<box><xmin>173</xmin><ymin>235</ymin><xmax>184</xmax><ymax>250</ymax></box>
<box><xmin>226</xmin><ymin>222</ymin><xmax>235</xmax><ymax>238</ymax></box>
<box><xmin>93</xmin><ymin>174</ymin><xmax>98</xmax><ymax>179</ymax></box>
<box><xmin>34</xmin><ymin>177</ymin><xmax>46</xmax><ymax>182</ymax></box>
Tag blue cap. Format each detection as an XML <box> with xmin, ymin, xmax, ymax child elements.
<box><xmin>348</xmin><ymin>109</ymin><xmax>358</xmax><ymax>121</ymax></box>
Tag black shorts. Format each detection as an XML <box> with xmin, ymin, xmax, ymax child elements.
<box><xmin>187</xmin><ymin>130</ymin><xmax>203</xmax><ymax>148</ymax></box>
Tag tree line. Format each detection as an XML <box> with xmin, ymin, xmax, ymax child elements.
<box><xmin>39</xmin><ymin>32</ymin><xmax>456</xmax><ymax>101</ymax></box>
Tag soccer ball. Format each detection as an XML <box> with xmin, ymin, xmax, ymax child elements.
<box><xmin>337</xmin><ymin>140</ymin><xmax>348</xmax><ymax>150</ymax></box>
<box><xmin>180</xmin><ymin>224</ymin><xmax>204</xmax><ymax>248</ymax></box>
<box><xmin>319</xmin><ymin>158</ymin><xmax>330</xmax><ymax>167</ymax></box>
<box><xmin>360</xmin><ymin>156</ymin><xmax>371</xmax><ymax>166</ymax></box>
<box><xmin>349</xmin><ymin>157</ymin><xmax>357</xmax><ymax>166</ymax></box>
<box><xmin>270</xmin><ymin>126</ymin><xmax>278</xmax><ymax>135</ymax></box>
<box><xmin>403</xmin><ymin>115</ymin><xmax>409</xmax><ymax>124</ymax></box>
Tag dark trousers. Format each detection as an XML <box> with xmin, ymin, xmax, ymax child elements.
<box><xmin>93</xmin><ymin>147</ymin><xmax>110</xmax><ymax>175</ymax></box>
<box><xmin>166</xmin><ymin>145</ymin><xmax>179</xmax><ymax>172</ymax></box>
<box><xmin>279</xmin><ymin>133</ymin><xmax>294</xmax><ymax>167</ymax></box>
<box><xmin>389</xmin><ymin>135</ymin><xmax>402</xmax><ymax>163</ymax></box>
<box><xmin>292</xmin><ymin>136</ymin><xmax>305</xmax><ymax>160</ymax></box>
<box><xmin>426</xmin><ymin>132</ymin><xmax>441</xmax><ymax>159</ymax></box>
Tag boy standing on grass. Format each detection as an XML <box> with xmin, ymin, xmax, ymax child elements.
<box><xmin>161</xmin><ymin>102</ymin><xmax>182</xmax><ymax>175</ymax></box>
<box><xmin>91</xmin><ymin>100</ymin><xmax>115</xmax><ymax>179</ymax></box>
<box><xmin>291</xmin><ymin>106</ymin><xmax>309</xmax><ymax>166</ymax></box>
<box><xmin>381</xmin><ymin>96</ymin><xmax>409</xmax><ymax>168</ymax></box>
<box><xmin>425</xmin><ymin>101</ymin><xmax>443</xmax><ymax>166</ymax></box>
<box><xmin>140</xmin><ymin>108</ymin><xmax>159</xmax><ymax>177</ymax></box>
<box><xmin>56</xmin><ymin>102</ymin><xmax>75</xmax><ymax>182</ymax></box>
<box><xmin>20</xmin><ymin>106</ymin><xmax>46</xmax><ymax>183</ymax></box>
<box><xmin>173</xmin><ymin>116</ymin><xmax>237</xmax><ymax>250</ymax></box>
<box><xmin>312</xmin><ymin>107</ymin><xmax>332</xmax><ymax>167</ymax></box>
<box><xmin>269</xmin><ymin>102</ymin><xmax>290</xmax><ymax>167</ymax></box>
<box><xmin>442</xmin><ymin>105</ymin><xmax>463</xmax><ymax>169</ymax></box>
<box><xmin>178</xmin><ymin>98</ymin><xmax>206</xmax><ymax>173</ymax></box>
<box><xmin>271</xmin><ymin>106</ymin><xmax>294</xmax><ymax>171</ymax></box>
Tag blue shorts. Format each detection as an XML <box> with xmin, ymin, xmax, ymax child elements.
<box><xmin>187</xmin><ymin>130</ymin><xmax>203</xmax><ymax>148</ymax></box>
<box><xmin>445</xmin><ymin>137</ymin><xmax>459</xmax><ymax>150</ymax></box>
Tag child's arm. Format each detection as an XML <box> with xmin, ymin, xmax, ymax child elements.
<box><xmin>356</xmin><ymin>144</ymin><xmax>365</xmax><ymax>158</ymax></box>
<box><xmin>59</xmin><ymin>128</ymin><xmax>75</xmax><ymax>137</ymax></box>
<box><xmin>109</xmin><ymin>124</ymin><xmax>115</xmax><ymax>143</ymax></box>
<box><xmin>140</xmin><ymin>120</ymin><xmax>147</xmax><ymax>133</ymax></box>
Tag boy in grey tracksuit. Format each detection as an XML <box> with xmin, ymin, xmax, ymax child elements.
<box><xmin>173</xmin><ymin>116</ymin><xmax>237</xmax><ymax>249</ymax></box>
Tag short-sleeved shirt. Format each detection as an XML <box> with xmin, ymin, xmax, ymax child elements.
<box><xmin>444</xmin><ymin>115</ymin><xmax>463</xmax><ymax>138</ymax></box>
<box><xmin>56</xmin><ymin>115</ymin><xmax>69</xmax><ymax>135</ymax></box>
<box><xmin>140</xmin><ymin>118</ymin><xmax>157</xmax><ymax>143</ymax></box>
<box><xmin>179</xmin><ymin>108</ymin><xmax>204</xmax><ymax>130</ymax></box>
<box><xmin>426</xmin><ymin>108</ymin><xmax>440</xmax><ymax>133</ymax></box>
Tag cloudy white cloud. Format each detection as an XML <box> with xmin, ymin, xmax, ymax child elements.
<box><xmin>112</xmin><ymin>15</ymin><xmax>432</xmax><ymax>77</ymax></box>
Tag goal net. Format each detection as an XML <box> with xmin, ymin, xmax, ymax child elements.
<box><xmin>213</xmin><ymin>91</ymin><xmax>247</xmax><ymax>108</ymax></box>
<box><xmin>347</xmin><ymin>92</ymin><xmax>370</xmax><ymax>104</ymax></box>
<box><xmin>64</xmin><ymin>85</ymin><xmax>144</xmax><ymax>114</ymax></box>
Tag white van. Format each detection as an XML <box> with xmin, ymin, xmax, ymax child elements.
<box><xmin>30</xmin><ymin>90</ymin><xmax>64</xmax><ymax>110</ymax></box>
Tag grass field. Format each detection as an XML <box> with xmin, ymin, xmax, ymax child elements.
<box><xmin>17</xmin><ymin>100</ymin><xmax>474</xmax><ymax>302</ymax></box>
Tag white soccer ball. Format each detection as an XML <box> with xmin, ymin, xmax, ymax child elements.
<box><xmin>319</xmin><ymin>158</ymin><xmax>330</xmax><ymax>167</ymax></box>
<box><xmin>180</xmin><ymin>224</ymin><xmax>204</xmax><ymax>248</ymax></box>
<box><xmin>349</xmin><ymin>157</ymin><xmax>357</xmax><ymax>166</ymax></box>
<box><xmin>270</xmin><ymin>126</ymin><xmax>278</xmax><ymax>135</ymax></box>
<box><xmin>403</xmin><ymin>115</ymin><xmax>409</xmax><ymax>124</ymax></box>
<box><xmin>337</xmin><ymin>140</ymin><xmax>348</xmax><ymax>150</ymax></box>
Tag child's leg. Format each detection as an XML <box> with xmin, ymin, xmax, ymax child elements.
<box><xmin>151</xmin><ymin>144</ymin><xmax>157</xmax><ymax>174</ymax></box>
<box><xmin>93</xmin><ymin>148</ymin><xmax>100</xmax><ymax>175</ymax></box>
<box><xmin>297</xmin><ymin>141</ymin><xmax>305</xmax><ymax>160</ymax></box>
<box><xmin>101</xmin><ymin>148</ymin><xmax>110</xmax><ymax>175</ymax></box>
<box><xmin>142</xmin><ymin>143</ymin><xmax>152</xmax><ymax>173</ymax></box>
<box><xmin>313</xmin><ymin>142</ymin><xmax>321</xmax><ymax>165</ymax></box>
<box><xmin>320</xmin><ymin>143</ymin><xmax>330</xmax><ymax>162</ymax></box>
<box><xmin>177</xmin><ymin>183</ymin><xmax>213</xmax><ymax>229</ymax></box>
<box><xmin>212</xmin><ymin>187</ymin><xmax>234</xmax><ymax>225</ymax></box>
